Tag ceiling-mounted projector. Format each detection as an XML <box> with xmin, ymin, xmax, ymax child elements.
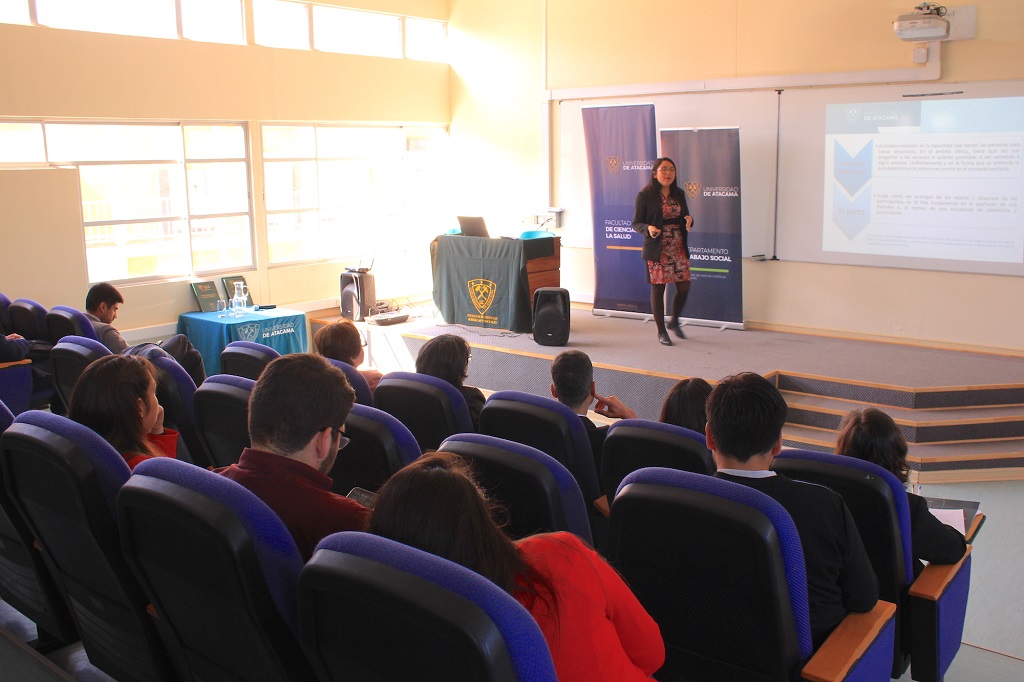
<box><xmin>893</xmin><ymin>3</ymin><xmax>950</xmax><ymax>41</ymax></box>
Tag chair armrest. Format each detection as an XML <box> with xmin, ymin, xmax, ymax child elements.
<box><xmin>801</xmin><ymin>600</ymin><xmax>896</xmax><ymax>682</ymax></box>
<box><xmin>0</xmin><ymin>359</ymin><xmax>32</xmax><ymax>370</ymax></box>
<box><xmin>593</xmin><ymin>495</ymin><xmax>611</xmax><ymax>518</ymax></box>
<box><xmin>908</xmin><ymin>545</ymin><xmax>972</xmax><ymax>601</ymax></box>
<box><xmin>966</xmin><ymin>513</ymin><xmax>985</xmax><ymax>543</ymax></box>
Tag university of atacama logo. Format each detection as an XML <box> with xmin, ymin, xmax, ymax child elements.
<box><xmin>468</xmin><ymin>279</ymin><xmax>497</xmax><ymax>315</ymax></box>
<box><xmin>683</xmin><ymin>181</ymin><xmax>701</xmax><ymax>201</ymax></box>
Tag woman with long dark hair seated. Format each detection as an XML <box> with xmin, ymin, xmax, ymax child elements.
<box><xmin>414</xmin><ymin>334</ymin><xmax>484</xmax><ymax>429</ymax></box>
<box><xmin>313</xmin><ymin>318</ymin><xmax>384</xmax><ymax>393</ymax></box>
<box><xmin>836</xmin><ymin>408</ymin><xmax>966</xmax><ymax>575</ymax></box>
<box><xmin>368</xmin><ymin>452</ymin><xmax>665</xmax><ymax>681</ymax></box>
<box><xmin>68</xmin><ymin>354</ymin><xmax>178</xmax><ymax>471</ymax></box>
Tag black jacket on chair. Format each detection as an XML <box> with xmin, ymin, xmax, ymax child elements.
<box><xmin>631</xmin><ymin>185</ymin><xmax>694</xmax><ymax>261</ymax></box>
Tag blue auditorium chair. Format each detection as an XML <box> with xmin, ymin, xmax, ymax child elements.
<box><xmin>773</xmin><ymin>449</ymin><xmax>977</xmax><ymax>682</ymax></box>
<box><xmin>601</xmin><ymin>418</ymin><xmax>714</xmax><ymax>501</ymax></box>
<box><xmin>50</xmin><ymin>335</ymin><xmax>112</xmax><ymax>414</ymax></box>
<box><xmin>0</xmin><ymin>399</ymin><xmax>79</xmax><ymax>652</ymax></box>
<box><xmin>45</xmin><ymin>304</ymin><xmax>99</xmax><ymax>344</ymax></box>
<box><xmin>220</xmin><ymin>339</ymin><xmax>280</xmax><ymax>380</ymax></box>
<box><xmin>374</xmin><ymin>371</ymin><xmax>474</xmax><ymax>452</ymax></box>
<box><xmin>0</xmin><ymin>292</ymin><xmax>13</xmax><ymax>333</ymax></box>
<box><xmin>192</xmin><ymin>373</ymin><xmax>254</xmax><ymax>469</ymax></box>
<box><xmin>0</xmin><ymin>359</ymin><xmax>33</xmax><ymax>416</ymax></box>
<box><xmin>329</xmin><ymin>402</ymin><xmax>420</xmax><ymax>496</ymax></box>
<box><xmin>118</xmin><ymin>457</ymin><xmax>316</xmax><ymax>681</ymax></box>
<box><xmin>440</xmin><ymin>432</ymin><xmax>593</xmax><ymax>544</ymax></box>
<box><xmin>133</xmin><ymin>345</ymin><xmax>210</xmax><ymax>468</ymax></box>
<box><xmin>479</xmin><ymin>390</ymin><xmax>607</xmax><ymax>545</ymax></box>
<box><xmin>324</xmin><ymin>357</ymin><xmax>373</xmax><ymax>406</ymax></box>
<box><xmin>8</xmin><ymin>298</ymin><xmax>50</xmax><ymax>343</ymax></box>
<box><xmin>608</xmin><ymin>467</ymin><xmax>896</xmax><ymax>682</ymax></box>
<box><xmin>0</xmin><ymin>411</ymin><xmax>184</xmax><ymax>681</ymax></box>
<box><xmin>298</xmin><ymin>531</ymin><xmax>557</xmax><ymax>681</ymax></box>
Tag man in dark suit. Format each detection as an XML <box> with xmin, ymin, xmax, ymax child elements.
<box><xmin>705</xmin><ymin>372</ymin><xmax>878</xmax><ymax>648</ymax></box>
<box><xmin>549</xmin><ymin>350</ymin><xmax>636</xmax><ymax>474</ymax></box>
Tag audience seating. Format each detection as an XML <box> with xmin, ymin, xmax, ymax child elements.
<box><xmin>220</xmin><ymin>340</ymin><xmax>280</xmax><ymax>380</ymax></box>
<box><xmin>45</xmin><ymin>305</ymin><xmax>99</xmax><ymax>344</ymax></box>
<box><xmin>0</xmin><ymin>411</ymin><xmax>184</xmax><ymax>682</ymax></box>
<box><xmin>118</xmin><ymin>457</ymin><xmax>317</xmax><ymax>681</ymax></box>
<box><xmin>601</xmin><ymin>418</ymin><xmax>714</xmax><ymax>501</ymax></box>
<box><xmin>608</xmin><ymin>467</ymin><xmax>896</xmax><ymax>682</ymax></box>
<box><xmin>0</xmin><ymin>292</ymin><xmax>12</xmax><ymax>333</ymax></box>
<box><xmin>374</xmin><ymin>371</ymin><xmax>474</xmax><ymax>452</ymax></box>
<box><xmin>0</xmin><ymin>359</ymin><xmax>33</xmax><ymax>416</ymax></box>
<box><xmin>324</xmin><ymin>357</ymin><xmax>373</xmax><ymax>406</ymax></box>
<box><xmin>330</xmin><ymin>403</ymin><xmax>419</xmax><ymax>496</ymax></box>
<box><xmin>440</xmin><ymin>432</ymin><xmax>593</xmax><ymax>544</ymax></box>
<box><xmin>50</xmin><ymin>335</ymin><xmax>112</xmax><ymax>413</ymax></box>
<box><xmin>479</xmin><ymin>390</ymin><xmax>607</xmax><ymax>546</ymax></box>
<box><xmin>134</xmin><ymin>345</ymin><xmax>211</xmax><ymax>469</ymax></box>
<box><xmin>298</xmin><ymin>531</ymin><xmax>557</xmax><ymax>681</ymax></box>
<box><xmin>8</xmin><ymin>298</ymin><xmax>50</xmax><ymax>343</ymax></box>
<box><xmin>192</xmin><ymin>373</ymin><xmax>255</xmax><ymax>469</ymax></box>
<box><xmin>0</xmin><ymin>400</ymin><xmax>79</xmax><ymax>653</ymax></box>
<box><xmin>773</xmin><ymin>449</ymin><xmax>976</xmax><ymax>682</ymax></box>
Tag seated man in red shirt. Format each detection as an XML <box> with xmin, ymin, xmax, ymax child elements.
<box><xmin>217</xmin><ymin>353</ymin><xmax>368</xmax><ymax>560</ymax></box>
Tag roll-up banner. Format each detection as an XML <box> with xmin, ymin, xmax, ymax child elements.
<box><xmin>659</xmin><ymin>128</ymin><xmax>745</xmax><ymax>328</ymax></box>
<box><xmin>582</xmin><ymin>104</ymin><xmax>657</xmax><ymax>314</ymax></box>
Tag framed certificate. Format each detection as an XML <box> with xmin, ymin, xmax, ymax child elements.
<box><xmin>190</xmin><ymin>281</ymin><xmax>221</xmax><ymax>312</ymax></box>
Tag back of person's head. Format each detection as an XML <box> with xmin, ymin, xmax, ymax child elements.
<box><xmin>550</xmin><ymin>350</ymin><xmax>593</xmax><ymax>408</ymax></box>
<box><xmin>659</xmin><ymin>377</ymin><xmax>713</xmax><ymax>433</ymax></box>
<box><xmin>706</xmin><ymin>372</ymin><xmax>787</xmax><ymax>462</ymax></box>
<box><xmin>368</xmin><ymin>451</ymin><xmax>524</xmax><ymax>593</ymax></box>
<box><xmin>85</xmin><ymin>282</ymin><xmax>123</xmax><ymax>313</ymax></box>
<box><xmin>69</xmin><ymin>354</ymin><xmax>158</xmax><ymax>458</ymax></box>
<box><xmin>415</xmin><ymin>334</ymin><xmax>470</xmax><ymax>388</ymax></box>
<box><xmin>313</xmin><ymin>319</ymin><xmax>362</xmax><ymax>365</ymax></box>
<box><xmin>836</xmin><ymin>408</ymin><xmax>909</xmax><ymax>483</ymax></box>
<box><xmin>248</xmin><ymin>353</ymin><xmax>355</xmax><ymax>456</ymax></box>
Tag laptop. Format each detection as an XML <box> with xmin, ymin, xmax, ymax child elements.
<box><xmin>456</xmin><ymin>216</ymin><xmax>490</xmax><ymax>238</ymax></box>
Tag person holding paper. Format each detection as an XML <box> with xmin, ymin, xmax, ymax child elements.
<box><xmin>837</xmin><ymin>408</ymin><xmax>967</xmax><ymax>576</ymax></box>
<box><xmin>632</xmin><ymin>157</ymin><xmax>695</xmax><ymax>346</ymax></box>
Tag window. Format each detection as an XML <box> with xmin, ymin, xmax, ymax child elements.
<box><xmin>181</xmin><ymin>0</ymin><xmax>244</xmax><ymax>45</ymax></box>
<box><xmin>36</xmin><ymin>0</ymin><xmax>178</xmax><ymax>39</ymax></box>
<box><xmin>0</xmin><ymin>122</ymin><xmax>45</xmax><ymax>164</ymax></box>
<box><xmin>253</xmin><ymin>0</ymin><xmax>309</xmax><ymax>50</ymax></box>
<box><xmin>31</xmin><ymin>122</ymin><xmax>253</xmax><ymax>283</ymax></box>
<box><xmin>261</xmin><ymin>124</ymin><xmax>449</xmax><ymax>266</ymax></box>
<box><xmin>313</xmin><ymin>6</ymin><xmax>401</xmax><ymax>59</ymax></box>
<box><xmin>405</xmin><ymin>18</ymin><xmax>447</xmax><ymax>62</ymax></box>
<box><xmin>0</xmin><ymin>0</ymin><xmax>31</xmax><ymax>25</ymax></box>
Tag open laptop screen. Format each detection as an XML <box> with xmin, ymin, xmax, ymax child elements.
<box><xmin>457</xmin><ymin>216</ymin><xmax>490</xmax><ymax>238</ymax></box>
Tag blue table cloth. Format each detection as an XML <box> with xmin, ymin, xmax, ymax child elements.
<box><xmin>177</xmin><ymin>309</ymin><xmax>308</xmax><ymax>376</ymax></box>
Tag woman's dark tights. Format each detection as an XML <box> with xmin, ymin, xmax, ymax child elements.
<box><xmin>651</xmin><ymin>282</ymin><xmax>691</xmax><ymax>333</ymax></box>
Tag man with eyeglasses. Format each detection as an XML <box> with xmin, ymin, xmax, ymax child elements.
<box><xmin>216</xmin><ymin>353</ymin><xmax>368</xmax><ymax>560</ymax></box>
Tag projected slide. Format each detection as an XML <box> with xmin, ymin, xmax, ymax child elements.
<box><xmin>823</xmin><ymin>97</ymin><xmax>1024</xmax><ymax>264</ymax></box>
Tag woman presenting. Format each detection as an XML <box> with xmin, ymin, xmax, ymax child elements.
<box><xmin>632</xmin><ymin>157</ymin><xmax>694</xmax><ymax>346</ymax></box>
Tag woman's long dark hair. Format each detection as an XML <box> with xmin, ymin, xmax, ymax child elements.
<box><xmin>368</xmin><ymin>452</ymin><xmax>556</xmax><ymax>607</ymax></box>
<box><xmin>68</xmin><ymin>354</ymin><xmax>161</xmax><ymax>460</ymax></box>
<box><xmin>415</xmin><ymin>334</ymin><xmax>470</xmax><ymax>388</ymax></box>
<box><xmin>836</xmin><ymin>408</ymin><xmax>910</xmax><ymax>483</ymax></box>
<box><xmin>644</xmin><ymin>156</ymin><xmax>683</xmax><ymax>197</ymax></box>
<box><xmin>659</xmin><ymin>377</ymin><xmax>713</xmax><ymax>433</ymax></box>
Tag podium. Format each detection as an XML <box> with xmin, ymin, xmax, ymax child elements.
<box><xmin>430</xmin><ymin>235</ymin><xmax>560</xmax><ymax>333</ymax></box>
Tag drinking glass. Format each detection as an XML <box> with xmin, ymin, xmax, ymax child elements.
<box><xmin>216</xmin><ymin>299</ymin><xmax>227</xmax><ymax>317</ymax></box>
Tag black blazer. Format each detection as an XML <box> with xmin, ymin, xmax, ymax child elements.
<box><xmin>632</xmin><ymin>185</ymin><xmax>693</xmax><ymax>261</ymax></box>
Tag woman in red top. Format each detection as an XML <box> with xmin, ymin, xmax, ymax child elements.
<box><xmin>68</xmin><ymin>354</ymin><xmax>178</xmax><ymax>470</ymax></box>
<box><xmin>369</xmin><ymin>452</ymin><xmax>664</xmax><ymax>681</ymax></box>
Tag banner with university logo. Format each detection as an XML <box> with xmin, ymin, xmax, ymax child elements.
<box><xmin>582</xmin><ymin>104</ymin><xmax>658</xmax><ymax>314</ymax></box>
<box><xmin>659</xmin><ymin>128</ymin><xmax>744</xmax><ymax>327</ymax></box>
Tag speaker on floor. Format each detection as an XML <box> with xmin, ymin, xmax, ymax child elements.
<box><xmin>532</xmin><ymin>287</ymin><xmax>570</xmax><ymax>346</ymax></box>
<box><xmin>340</xmin><ymin>271</ymin><xmax>376</xmax><ymax>321</ymax></box>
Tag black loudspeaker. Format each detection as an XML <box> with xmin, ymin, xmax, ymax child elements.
<box><xmin>532</xmin><ymin>287</ymin><xmax>570</xmax><ymax>346</ymax></box>
<box><xmin>340</xmin><ymin>271</ymin><xmax>376</xmax><ymax>321</ymax></box>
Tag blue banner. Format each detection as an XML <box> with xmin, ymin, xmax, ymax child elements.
<box><xmin>582</xmin><ymin>105</ymin><xmax>657</xmax><ymax>313</ymax></box>
<box><xmin>660</xmin><ymin>128</ymin><xmax>744</xmax><ymax>326</ymax></box>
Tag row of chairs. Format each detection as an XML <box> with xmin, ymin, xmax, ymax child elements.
<box><xmin>0</xmin><ymin>294</ymin><xmax>99</xmax><ymax>344</ymax></box>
